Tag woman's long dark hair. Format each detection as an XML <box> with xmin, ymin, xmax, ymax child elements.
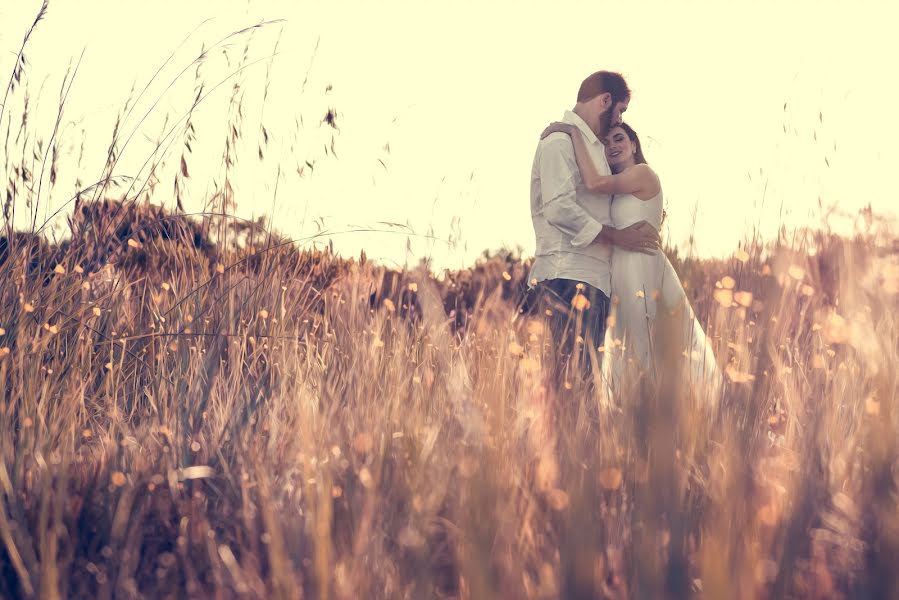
<box><xmin>617</xmin><ymin>122</ymin><xmax>647</xmax><ymax>165</ymax></box>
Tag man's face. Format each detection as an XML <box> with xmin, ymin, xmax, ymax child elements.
<box><xmin>599</xmin><ymin>98</ymin><xmax>629</xmax><ymax>137</ymax></box>
<box><xmin>611</xmin><ymin>99</ymin><xmax>629</xmax><ymax>127</ymax></box>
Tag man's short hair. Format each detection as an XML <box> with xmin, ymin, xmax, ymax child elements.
<box><xmin>577</xmin><ymin>71</ymin><xmax>630</xmax><ymax>104</ymax></box>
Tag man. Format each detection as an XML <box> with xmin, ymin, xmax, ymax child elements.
<box><xmin>527</xmin><ymin>70</ymin><xmax>659</xmax><ymax>390</ymax></box>
<box><xmin>524</xmin><ymin>70</ymin><xmax>659</xmax><ymax>600</ymax></box>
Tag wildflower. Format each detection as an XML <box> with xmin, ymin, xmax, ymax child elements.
<box><xmin>535</xmin><ymin>456</ymin><xmax>559</xmax><ymax>491</ymax></box>
<box><xmin>883</xmin><ymin>264</ymin><xmax>899</xmax><ymax>294</ymax></box>
<box><xmin>788</xmin><ymin>265</ymin><xmax>805</xmax><ymax>280</ymax></box>
<box><xmin>713</xmin><ymin>289</ymin><xmax>733</xmax><ymax>307</ymax></box>
<box><xmin>725</xmin><ymin>365</ymin><xmax>755</xmax><ymax>383</ymax></box>
<box><xmin>547</xmin><ymin>489</ymin><xmax>570</xmax><ymax>511</ymax></box>
<box><xmin>865</xmin><ymin>397</ymin><xmax>880</xmax><ymax>415</ymax></box>
<box><xmin>571</xmin><ymin>294</ymin><xmax>590</xmax><ymax>311</ymax></box>
<box><xmin>734</xmin><ymin>291</ymin><xmax>753</xmax><ymax>307</ymax></box>
<box><xmin>599</xmin><ymin>467</ymin><xmax>623</xmax><ymax>490</ymax></box>
<box><xmin>180</xmin><ymin>466</ymin><xmax>214</xmax><ymax>480</ymax></box>
<box><xmin>502</xmin><ymin>271</ymin><xmax>511</xmax><ymax>281</ymax></box>
<box><xmin>756</xmin><ymin>502</ymin><xmax>779</xmax><ymax>526</ymax></box>
<box><xmin>358</xmin><ymin>467</ymin><xmax>374</xmax><ymax>489</ymax></box>
<box><xmin>398</xmin><ymin>527</ymin><xmax>426</xmax><ymax>548</ymax></box>
<box><xmin>823</xmin><ymin>313</ymin><xmax>849</xmax><ymax>344</ymax></box>
<box><xmin>353</xmin><ymin>432</ymin><xmax>374</xmax><ymax>454</ymax></box>
<box><xmin>111</xmin><ymin>472</ymin><xmax>126</xmax><ymax>487</ymax></box>
<box><xmin>721</xmin><ymin>276</ymin><xmax>736</xmax><ymax>290</ymax></box>
<box><xmin>519</xmin><ymin>357</ymin><xmax>540</xmax><ymax>373</ymax></box>
<box><xmin>54</xmin><ymin>264</ymin><xmax>66</xmax><ymax>274</ymax></box>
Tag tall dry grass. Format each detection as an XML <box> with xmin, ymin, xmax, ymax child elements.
<box><xmin>2</xmin><ymin>5</ymin><xmax>898</xmax><ymax>598</ymax></box>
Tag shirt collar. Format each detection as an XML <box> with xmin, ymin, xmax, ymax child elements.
<box><xmin>563</xmin><ymin>110</ymin><xmax>600</xmax><ymax>145</ymax></box>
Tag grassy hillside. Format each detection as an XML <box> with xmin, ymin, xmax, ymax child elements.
<box><xmin>1</xmin><ymin>6</ymin><xmax>897</xmax><ymax>596</ymax></box>
<box><xmin>0</xmin><ymin>199</ymin><xmax>897</xmax><ymax>598</ymax></box>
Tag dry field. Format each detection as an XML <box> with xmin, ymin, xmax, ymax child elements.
<box><xmin>2</xmin><ymin>6</ymin><xmax>898</xmax><ymax>599</ymax></box>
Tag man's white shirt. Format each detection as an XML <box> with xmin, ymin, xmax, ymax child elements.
<box><xmin>528</xmin><ymin>110</ymin><xmax>613</xmax><ymax>296</ymax></box>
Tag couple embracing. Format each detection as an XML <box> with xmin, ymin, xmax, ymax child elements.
<box><xmin>526</xmin><ymin>70</ymin><xmax>720</xmax><ymax>402</ymax></box>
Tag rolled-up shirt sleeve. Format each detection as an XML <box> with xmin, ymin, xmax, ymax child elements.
<box><xmin>539</xmin><ymin>137</ymin><xmax>604</xmax><ymax>248</ymax></box>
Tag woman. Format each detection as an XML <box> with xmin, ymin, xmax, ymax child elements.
<box><xmin>540</xmin><ymin>121</ymin><xmax>721</xmax><ymax>400</ymax></box>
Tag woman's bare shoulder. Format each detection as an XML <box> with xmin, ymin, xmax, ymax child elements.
<box><xmin>632</xmin><ymin>164</ymin><xmax>661</xmax><ymax>199</ymax></box>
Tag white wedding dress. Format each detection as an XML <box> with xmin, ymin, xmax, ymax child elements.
<box><xmin>601</xmin><ymin>188</ymin><xmax>722</xmax><ymax>403</ymax></box>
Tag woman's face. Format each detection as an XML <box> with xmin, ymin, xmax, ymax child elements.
<box><xmin>604</xmin><ymin>126</ymin><xmax>636</xmax><ymax>169</ymax></box>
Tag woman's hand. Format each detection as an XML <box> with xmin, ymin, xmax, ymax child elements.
<box><xmin>540</xmin><ymin>122</ymin><xmax>576</xmax><ymax>140</ymax></box>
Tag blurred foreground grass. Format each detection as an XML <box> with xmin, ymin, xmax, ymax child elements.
<box><xmin>1</xmin><ymin>199</ymin><xmax>897</xmax><ymax>598</ymax></box>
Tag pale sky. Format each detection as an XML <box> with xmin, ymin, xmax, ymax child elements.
<box><xmin>2</xmin><ymin>0</ymin><xmax>897</xmax><ymax>270</ymax></box>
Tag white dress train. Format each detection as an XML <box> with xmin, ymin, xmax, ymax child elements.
<box><xmin>600</xmin><ymin>189</ymin><xmax>722</xmax><ymax>403</ymax></box>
